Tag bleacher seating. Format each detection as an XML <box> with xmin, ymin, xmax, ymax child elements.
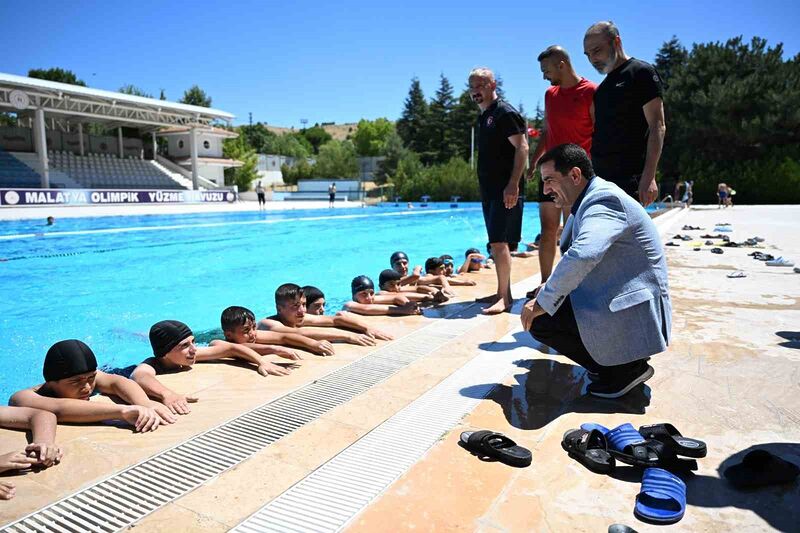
<box><xmin>47</xmin><ymin>151</ymin><xmax>186</xmax><ymax>190</ymax></box>
<box><xmin>0</xmin><ymin>147</ymin><xmax>43</xmax><ymax>188</ymax></box>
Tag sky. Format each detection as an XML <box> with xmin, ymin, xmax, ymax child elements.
<box><xmin>1</xmin><ymin>0</ymin><xmax>798</xmax><ymax>128</ymax></box>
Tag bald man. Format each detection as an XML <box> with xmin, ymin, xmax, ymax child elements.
<box><xmin>527</xmin><ymin>45</ymin><xmax>597</xmax><ymax>283</ymax></box>
<box><xmin>584</xmin><ymin>21</ymin><xmax>666</xmax><ymax>207</ymax></box>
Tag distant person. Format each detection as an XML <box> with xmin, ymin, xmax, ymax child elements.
<box><xmin>328</xmin><ymin>182</ymin><xmax>337</xmax><ymax>208</ymax></box>
<box><xmin>221</xmin><ymin>305</ymin><xmax>335</xmax><ymax>357</ymax></box>
<box><xmin>727</xmin><ymin>185</ymin><xmax>735</xmax><ymax>207</ymax></box>
<box><xmin>682</xmin><ymin>180</ymin><xmax>694</xmax><ymax>207</ymax></box>
<box><xmin>522</xmin><ymin>144</ymin><xmax>671</xmax><ymax>398</ymax></box>
<box><xmin>260</xmin><ymin>283</ymin><xmax>393</xmax><ymax>345</ymax></box>
<box><xmin>717</xmin><ymin>182</ymin><xmax>728</xmax><ymax>208</ymax></box>
<box><xmin>469</xmin><ymin>66</ymin><xmax>529</xmax><ymax>314</ymax></box>
<box><xmin>0</xmin><ymin>406</ymin><xmax>63</xmax><ymax>499</ymax></box>
<box><xmin>256</xmin><ymin>181</ymin><xmax>266</xmax><ymax>209</ymax></box>
<box><xmin>344</xmin><ymin>275</ymin><xmax>422</xmax><ymax>316</ymax></box>
<box><xmin>10</xmin><ymin>340</ymin><xmax>175</xmax><ymax>432</ymax></box>
<box><xmin>584</xmin><ymin>21</ymin><xmax>665</xmax><ymax>206</ymax></box>
<box><xmin>46</xmin><ymin>216</ymin><xmax>55</xmax><ymax>226</ymax></box>
<box><xmin>527</xmin><ymin>45</ymin><xmax>597</xmax><ymax>283</ymax></box>
<box><xmin>130</xmin><ymin>320</ymin><xmax>296</xmax><ymax>415</ymax></box>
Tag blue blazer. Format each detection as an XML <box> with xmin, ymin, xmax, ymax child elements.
<box><xmin>537</xmin><ymin>177</ymin><xmax>672</xmax><ymax>366</ymax></box>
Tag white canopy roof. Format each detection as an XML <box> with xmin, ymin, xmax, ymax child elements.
<box><xmin>0</xmin><ymin>72</ymin><xmax>234</xmax><ymax>129</ymax></box>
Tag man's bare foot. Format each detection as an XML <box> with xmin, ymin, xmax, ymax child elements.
<box><xmin>475</xmin><ymin>294</ymin><xmax>500</xmax><ymax>304</ymax></box>
<box><xmin>482</xmin><ymin>298</ymin><xmax>512</xmax><ymax>315</ymax></box>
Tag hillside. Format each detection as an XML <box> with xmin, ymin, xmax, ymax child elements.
<box><xmin>263</xmin><ymin>123</ymin><xmax>358</xmax><ymax>141</ymax></box>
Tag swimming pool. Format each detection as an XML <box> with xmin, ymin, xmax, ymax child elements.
<box><xmin>0</xmin><ymin>203</ymin><xmax>543</xmax><ymax>402</ymax></box>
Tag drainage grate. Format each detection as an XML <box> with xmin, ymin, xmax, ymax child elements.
<box><xmin>231</xmin><ymin>321</ymin><xmax>527</xmax><ymax>533</ymax></box>
<box><xmin>1</xmin><ymin>310</ymin><xmax>486</xmax><ymax>533</ymax></box>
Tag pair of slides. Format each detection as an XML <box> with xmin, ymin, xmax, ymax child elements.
<box><xmin>561</xmin><ymin>422</ymin><xmax>706</xmax><ymax>524</ymax></box>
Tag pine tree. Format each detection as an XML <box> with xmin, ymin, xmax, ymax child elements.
<box><xmin>654</xmin><ymin>36</ymin><xmax>688</xmax><ymax>87</ymax></box>
<box><xmin>449</xmin><ymin>86</ymin><xmax>480</xmax><ymax>162</ymax></box>
<box><xmin>396</xmin><ymin>78</ymin><xmax>430</xmax><ymax>155</ymax></box>
<box><xmin>428</xmin><ymin>74</ymin><xmax>457</xmax><ymax>163</ymax></box>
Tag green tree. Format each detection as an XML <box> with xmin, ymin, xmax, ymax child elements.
<box><xmin>118</xmin><ymin>84</ymin><xmax>152</xmax><ymax>98</ymax></box>
<box><xmin>263</xmin><ymin>133</ymin><xmax>312</xmax><ymax>158</ymax></box>
<box><xmin>0</xmin><ymin>113</ymin><xmax>17</xmax><ymax>126</ymax></box>
<box><xmin>654</xmin><ymin>36</ymin><xmax>688</xmax><ymax>87</ymax></box>
<box><xmin>179</xmin><ymin>85</ymin><xmax>212</xmax><ymax>107</ymax></box>
<box><xmin>448</xmin><ymin>87</ymin><xmax>478</xmax><ymax>161</ymax></box>
<box><xmin>314</xmin><ymin>140</ymin><xmax>359</xmax><ymax>178</ymax></box>
<box><xmin>662</xmin><ymin>36</ymin><xmax>800</xmax><ymax>203</ymax></box>
<box><xmin>375</xmin><ymin>131</ymin><xmax>407</xmax><ymax>184</ymax></box>
<box><xmin>280</xmin><ymin>158</ymin><xmax>314</xmax><ymax>185</ymax></box>
<box><xmin>223</xmin><ymin>135</ymin><xmax>258</xmax><ymax>191</ymax></box>
<box><xmin>301</xmin><ymin>125</ymin><xmax>332</xmax><ymax>154</ymax></box>
<box><xmin>28</xmin><ymin>67</ymin><xmax>86</xmax><ymax>86</ymax></box>
<box><xmin>427</xmin><ymin>74</ymin><xmax>458</xmax><ymax>163</ymax></box>
<box><xmin>396</xmin><ymin>77</ymin><xmax>430</xmax><ymax>155</ymax></box>
<box><xmin>159</xmin><ymin>89</ymin><xmax>167</xmax><ymax>100</ymax></box>
<box><xmin>238</xmin><ymin>123</ymin><xmax>275</xmax><ymax>153</ymax></box>
<box><xmin>352</xmin><ymin>118</ymin><xmax>395</xmax><ymax>156</ymax></box>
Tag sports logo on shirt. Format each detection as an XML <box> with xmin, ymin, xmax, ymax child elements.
<box><xmin>653</xmin><ymin>74</ymin><xmax>660</xmax><ymax>82</ymax></box>
<box><xmin>486</xmin><ymin>116</ymin><xmax>494</xmax><ymax>126</ymax></box>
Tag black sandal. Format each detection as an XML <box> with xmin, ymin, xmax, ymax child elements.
<box><xmin>459</xmin><ymin>430</ymin><xmax>532</xmax><ymax>468</ymax></box>
<box><xmin>638</xmin><ymin>423</ymin><xmax>707</xmax><ymax>458</ymax></box>
<box><xmin>561</xmin><ymin>428</ymin><xmax>615</xmax><ymax>474</ymax></box>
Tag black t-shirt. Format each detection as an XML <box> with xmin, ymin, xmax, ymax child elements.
<box><xmin>591</xmin><ymin>58</ymin><xmax>663</xmax><ymax>179</ymax></box>
<box><xmin>476</xmin><ymin>99</ymin><xmax>527</xmax><ymax>193</ymax></box>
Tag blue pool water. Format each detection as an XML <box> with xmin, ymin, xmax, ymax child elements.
<box><xmin>0</xmin><ymin>203</ymin><xmax>542</xmax><ymax>402</ymax></box>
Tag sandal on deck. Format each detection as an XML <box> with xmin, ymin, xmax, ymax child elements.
<box><xmin>580</xmin><ymin>423</ymin><xmax>698</xmax><ymax>471</ymax></box>
<box><xmin>561</xmin><ymin>428</ymin><xmax>615</xmax><ymax>474</ymax></box>
<box><xmin>638</xmin><ymin>423</ymin><xmax>707</xmax><ymax>458</ymax></box>
<box><xmin>459</xmin><ymin>430</ymin><xmax>532</xmax><ymax>467</ymax></box>
<box><xmin>634</xmin><ymin>468</ymin><xmax>686</xmax><ymax>524</ymax></box>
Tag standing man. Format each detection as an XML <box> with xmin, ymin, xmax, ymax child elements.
<box><xmin>584</xmin><ymin>21</ymin><xmax>666</xmax><ymax>206</ymax></box>
<box><xmin>469</xmin><ymin>67</ymin><xmax>529</xmax><ymax>314</ymax></box>
<box><xmin>255</xmin><ymin>181</ymin><xmax>266</xmax><ymax>210</ymax></box>
<box><xmin>328</xmin><ymin>182</ymin><xmax>337</xmax><ymax>208</ymax></box>
<box><xmin>521</xmin><ymin>144</ymin><xmax>671</xmax><ymax>398</ymax></box>
<box><xmin>527</xmin><ymin>46</ymin><xmax>596</xmax><ymax>283</ymax></box>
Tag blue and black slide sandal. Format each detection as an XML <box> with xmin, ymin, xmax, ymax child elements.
<box><xmin>638</xmin><ymin>423</ymin><xmax>707</xmax><ymax>458</ymax></box>
<box><xmin>634</xmin><ymin>468</ymin><xmax>686</xmax><ymax>524</ymax></box>
<box><xmin>581</xmin><ymin>423</ymin><xmax>697</xmax><ymax>471</ymax></box>
<box><xmin>459</xmin><ymin>430</ymin><xmax>532</xmax><ymax>468</ymax></box>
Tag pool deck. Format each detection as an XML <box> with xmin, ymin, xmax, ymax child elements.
<box><xmin>1</xmin><ymin>205</ymin><xmax>798</xmax><ymax>532</ymax></box>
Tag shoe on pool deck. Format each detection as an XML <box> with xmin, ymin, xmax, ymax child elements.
<box><xmin>765</xmin><ymin>256</ymin><xmax>795</xmax><ymax>267</ymax></box>
<box><xmin>588</xmin><ymin>364</ymin><xmax>654</xmax><ymax>399</ymax></box>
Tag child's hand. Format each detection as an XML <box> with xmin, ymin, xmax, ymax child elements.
<box><xmin>162</xmin><ymin>392</ymin><xmax>198</xmax><ymax>415</ymax></box>
<box><xmin>257</xmin><ymin>362</ymin><xmax>290</xmax><ymax>376</ymax></box>
<box><xmin>349</xmin><ymin>333</ymin><xmax>377</xmax><ymax>347</ymax></box>
<box><xmin>0</xmin><ymin>480</ymin><xmax>15</xmax><ymax>500</ymax></box>
<box><xmin>121</xmin><ymin>406</ymin><xmax>161</xmax><ymax>433</ymax></box>
<box><xmin>367</xmin><ymin>328</ymin><xmax>393</xmax><ymax>341</ymax></box>
<box><xmin>392</xmin><ymin>295</ymin><xmax>410</xmax><ymax>305</ymax></box>
<box><xmin>312</xmin><ymin>340</ymin><xmax>335</xmax><ymax>356</ymax></box>
<box><xmin>399</xmin><ymin>302</ymin><xmax>422</xmax><ymax>315</ymax></box>
<box><xmin>25</xmin><ymin>442</ymin><xmax>63</xmax><ymax>467</ymax></box>
<box><xmin>148</xmin><ymin>402</ymin><xmax>178</xmax><ymax>425</ymax></box>
<box><xmin>271</xmin><ymin>345</ymin><xmax>303</xmax><ymax>360</ymax></box>
<box><xmin>0</xmin><ymin>451</ymin><xmax>36</xmax><ymax>474</ymax></box>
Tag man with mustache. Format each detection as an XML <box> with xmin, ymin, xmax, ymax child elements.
<box><xmin>469</xmin><ymin>67</ymin><xmax>529</xmax><ymax>314</ymax></box>
<box><xmin>584</xmin><ymin>21</ymin><xmax>666</xmax><ymax>206</ymax></box>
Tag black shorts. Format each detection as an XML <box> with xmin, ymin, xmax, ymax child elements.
<box><xmin>329</xmin><ymin>193</ymin><xmax>335</xmax><ymax>201</ymax></box>
<box><xmin>481</xmin><ymin>190</ymin><xmax>524</xmax><ymax>244</ymax></box>
<box><xmin>605</xmin><ymin>176</ymin><xmax>640</xmax><ymax>200</ymax></box>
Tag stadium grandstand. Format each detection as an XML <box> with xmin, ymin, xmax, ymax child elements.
<box><xmin>0</xmin><ymin>72</ymin><xmax>241</xmax><ymax>195</ymax></box>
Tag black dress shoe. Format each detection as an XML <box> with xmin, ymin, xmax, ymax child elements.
<box><xmin>587</xmin><ymin>363</ymin><xmax>654</xmax><ymax>399</ymax></box>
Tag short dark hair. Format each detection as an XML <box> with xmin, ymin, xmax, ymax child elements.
<box><xmin>221</xmin><ymin>306</ymin><xmax>255</xmax><ymax>332</ymax></box>
<box><xmin>537</xmin><ymin>45</ymin><xmax>570</xmax><ymax>64</ymax></box>
<box><xmin>302</xmin><ymin>285</ymin><xmax>324</xmax><ymax>305</ymax></box>
<box><xmin>538</xmin><ymin>143</ymin><xmax>595</xmax><ymax>180</ymax></box>
<box><xmin>275</xmin><ymin>283</ymin><xmax>304</xmax><ymax>307</ymax></box>
<box><xmin>425</xmin><ymin>256</ymin><xmax>444</xmax><ymax>273</ymax></box>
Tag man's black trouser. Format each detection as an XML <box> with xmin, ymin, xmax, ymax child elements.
<box><xmin>529</xmin><ymin>296</ymin><xmax>641</xmax><ymax>378</ymax></box>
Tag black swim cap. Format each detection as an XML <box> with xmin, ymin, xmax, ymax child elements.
<box><xmin>425</xmin><ymin>256</ymin><xmax>444</xmax><ymax>273</ymax></box>
<box><xmin>465</xmin><ymin>247</ymin><xmax>480</xmax><ymax>258</ymax></box>
<box><xmin>378</xmin><ymin>269</ymin><xmax>401</xmax><ymax>289</ymax></box>
<box><xmin>351</xmin><ymin>275</ymin><xmax>375</xmax><ymax>296</ymax></box>
<box><xmin>43</xmin><ymin>339</ymin><xmax>98</xmax><ymax>382</ymax></box>
<box><xmin>149</xmin><ymin>320</ymin><xmax>193</xmax><ymax>358</ymax></box>
<box><xmin>390</xmin><ymin>251</ymin><xmax>408</xmax><ymax>266</ymax></box>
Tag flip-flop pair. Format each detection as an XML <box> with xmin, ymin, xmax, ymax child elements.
<box><xmin>459</xmin><ymin>430</ymin><xmax>531</xmax><ymax>468</ymax></box>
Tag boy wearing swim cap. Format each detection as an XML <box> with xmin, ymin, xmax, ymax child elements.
<box><xmin>436</xmin><ymin>255</ymin><xmax>478</xmax><ymax>286</ymax></box>
<box><xmin>132</xmin><ymin>320</ymin><xmax>298</xmax><ymax>415</ymax></box>
<box><xmin>0</xmin><ymin>406</ymin><xmax>63</xmax><ymax>499</ymax></box>
<box><xmin>260</xmin><ymin>284</ymin><xmax>394</xmax><ymax>345</ymax></box>
<box><xmin>345</xmin><ymin>275</ymin><xmax>423</xmax><ymax>316</ymax></box>
<box><xmin>459</xmin><ymin>248</ymin><xmax>488</xmax><ymax>274</ymax></box>
<box><xmin>378</xmin><ymin>269</ymin><xmax>438</xmax><ymax>304</ymax></box>
<box><xmin>221</xmin><ymin>306</ymin><xmax>334</xmax><ymax>357</ymax></box>
<box><xmin>416</xmin><ymin>257</ymin><xmax>457</xmax><ymax>296</ymax></box>
<box><xmin>10</xmin><ymin>339</ymin><xmax>176</xmax><ymax>433</ymax></box>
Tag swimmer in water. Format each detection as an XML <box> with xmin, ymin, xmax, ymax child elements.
<box><xmin>378</xmin><ymin>269</ymin><xmax>438</xmax><ymax>303</ymax></box>
<box><xmin>439</xmin><ymin>255</ymin><xmax>477</xmax><ymax>286</ymax></box>
<box><xmin>459</xmin><ymin>247</ymin><xmax>488</xmax><ymax>274</ymax></box>
<box><xmin>344</xmin><ymin>275</ymin><xmax>422</xmax><ymax>316</ymax></box>
<box><xmin>220</xmin><ymin>305</ymin><xmax>331</xmax><ymax>357</ymax></box>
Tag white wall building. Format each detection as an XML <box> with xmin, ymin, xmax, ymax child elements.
<box><xmin>157</xmin><ymin>126</ymin><xmax>242</xmax><ymax>187</ymax></box>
